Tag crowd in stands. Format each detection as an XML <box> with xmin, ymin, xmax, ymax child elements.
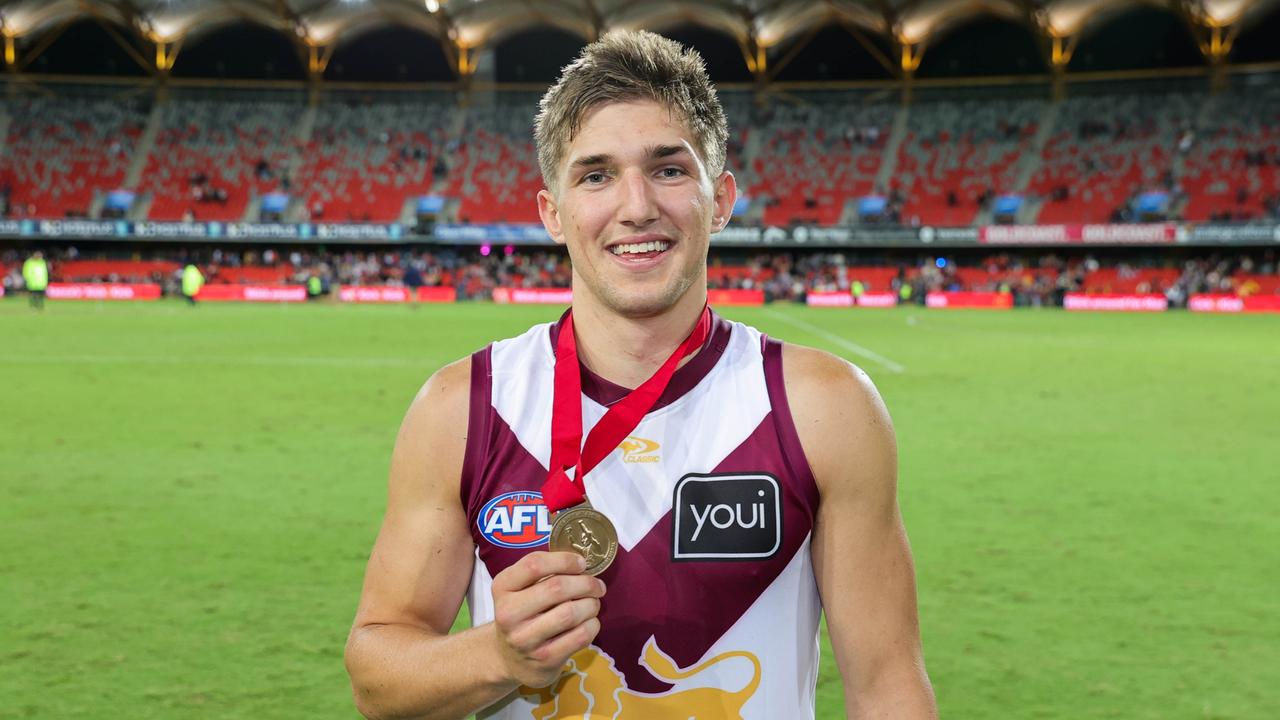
<box><xmin>5</xmin><ymin>245</ymin><xmax>1274</xmax><ymax>309</ymax></box>
<box><xmin>298</xmin><ymin>98</ymin><xmax>453</xmax><ymax>223</ymax></box>
<box><xmin>139</xmin><ymin>100</ymin><xmax>298</xmax><ymax>222</ymax></box>
<box><xmin>0</xmin><ymin>96</ymin><xmax>145</xmax><ymax>219</ymax></box>
<box><xmin>5</xmin><ymin>79</ymin><xmax>1280</xmax><ymax>228</ymax></box>
<box><xmin>449</xmin><ymin>96</ymin><xmax>543</xmax><ymax>225</ymax></box>
<box><xmin>895</xmin><ymin>97</ymin><xmax>1042</xmax><ymax>226</ymax></box>
<box><xmin>746</xmin><ymin>96</ymin><xmax>894</xmax><ymax>226</ymax></box>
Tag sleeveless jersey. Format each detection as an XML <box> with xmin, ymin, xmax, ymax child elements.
<box><xmin>461</xmin><ymin>311</ymin><xmax>822</xmax><ymax>719</ymax></box>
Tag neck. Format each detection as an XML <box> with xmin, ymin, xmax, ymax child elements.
<box><xmin>571</xmin><ymin>290</ymin><xmax>707</xmax><ymax>390</ymax></box>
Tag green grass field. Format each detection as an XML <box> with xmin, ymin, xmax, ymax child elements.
<box><xmin>2</xmin><ymin>298</ymin><xmax>1277</xmax><ymax>719</ymax></box>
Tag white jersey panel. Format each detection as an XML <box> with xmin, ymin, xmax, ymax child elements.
<box><xmin>579</xmin><ymin>323</ymin><xmax>771</xmax><ymax>550</ymax></box>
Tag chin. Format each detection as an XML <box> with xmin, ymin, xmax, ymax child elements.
<box><xmin>597</xmin><ymin>277</ymin><xmax>697</xmax><ymax>319</ymax></box>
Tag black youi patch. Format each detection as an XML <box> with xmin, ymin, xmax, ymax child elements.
<box><xmin>672</xmin><ymin>473</ymin><xmax>781</xmax><ymax>561</ymax></box>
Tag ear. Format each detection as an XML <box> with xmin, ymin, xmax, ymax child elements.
<box><xmin>710</xmin><ymin>170</ymin><xmax>737</xmax><ymax>234</ymax></box>
<box><xmin>537</xmin><ymin>188</ymin><xmax>567</xmax><ymax>245</ymax></box>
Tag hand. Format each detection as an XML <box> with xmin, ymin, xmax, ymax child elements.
<box><xmin>490</xmin><ymin>551</ymin><xmax>607</xmax><ymax>688</ymax></box>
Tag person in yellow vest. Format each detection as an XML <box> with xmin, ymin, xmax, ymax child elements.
<box><xmin>22</xmin><ymin>251</ymin><xmax>49</xmax><ymax>311</ymax></box>
<box><xmin>851</xmin><ymin>279</ymin><xmax>866</xmax><ymax>305</ymax></box>
<box><xmin>182</xmin><ymin>263</ymin><xmax>205</xmax><ymax>306</ymax></box>
<box><xmin>307</xmin><ymin>273</ymin><xmax>323</xmax><ymax>301</ymax></box>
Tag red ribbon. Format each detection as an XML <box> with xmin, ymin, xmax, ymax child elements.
<box><xmin>542</xmin><ymin>306</ymin><xmax>712</xmax><ymax>513</ymax></box>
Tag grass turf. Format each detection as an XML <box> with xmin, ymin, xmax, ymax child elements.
<box><xmin>2</xmin><ymin>298</ymin><xmax>1277</xmax><ymax>718</ymax></box>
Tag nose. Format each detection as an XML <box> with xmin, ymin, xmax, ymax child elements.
<box><xmin>617</xmin><ymin>169</ymin><xmax>658</xmax><ymax>228</ymax></box>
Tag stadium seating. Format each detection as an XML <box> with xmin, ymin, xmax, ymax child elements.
<box><xmin>139</xmin><ymin>100</ymin><xmax>300</xmax><ymax>221</ymax></box>
<box><xmin>748</xmin><ymin>98</ymin><xmax>895</xmax><ymax>226</ymax></box>
<box><xmin>1029</xmin><ymin>93</ymin><xmax>1198</xmax><ymax>224</ymax></box>
<box><xmin>1179</xmin><ymin>84</ymin><xmax>1280</xmax><ymax>222</ymax></box>
<box><xmin>6</xmin><ymin>83</ymin><xmax>1280</xmax><ymax>229</ymax></box>
<box><xmin>1232</xmin><ymin>273</ymin><xmax>1280</xmax><ymax>295</ymax></box>
<box><xmin>842</xmin><ymin>266</ymin><xmax>901</xmax><ymax>290</ymax></box>
<box><xmin>53</xmin><ymin>260</ymin><xmax>179</xmax><ymax>282</ymax></box>
<box><xmin>1079</xmin><ymin>267</ymin><xmax>1180</xmax><ymax>293</ymax></box>
<box><xmin>449</xmin><ymin>97</ymin><xmax>543</xmax><ymax>224</ymax></box>
<box><xmin>0</xmin><ymin>97</ymin><xmax>146</xmax><ymax>218</ymax></box>
<box><xmin>208</xmin><ymin>265</ymin><xmax>295</xmax><ymax>284</ymax></box>
<box><xmin>297</xmin><ymin>98</ymin><xmax>453</xmax><ymax>223</ymax></box>
<box><xmin>896</xmin><ymin>98</ymin><xmax>1042</xmax><ymax>226</ymax></box>
<box><xmin>708</xmin><ymin>264</ymin><xmax>776</xmax><ymax>285</ymax></box>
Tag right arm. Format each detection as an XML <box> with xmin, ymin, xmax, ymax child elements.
<box><xmin>344</xmin><ymin>357</ymin><xmax>605</xmax><ymax>720</ymax></box>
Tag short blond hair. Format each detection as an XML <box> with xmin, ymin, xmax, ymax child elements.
<box><xmin>534</xmin><ymin>30</ymin><xmax>729</xmax><ymax>196</ymax></box>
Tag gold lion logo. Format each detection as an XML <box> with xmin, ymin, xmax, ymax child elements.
<box><xmin>517</xmin><ymin>638</ymin><xmax>760</xmax><ymax>719</ymax></box>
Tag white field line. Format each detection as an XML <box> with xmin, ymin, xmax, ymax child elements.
<box><xmin>0</xmin><ymin>354</ymin><xmax>427</xmax><ymax>369</ymax></box>
<box><xmin>764</xmin><ymin>309</ymin><xmax>906</xmax><ymax>374</ymax></box>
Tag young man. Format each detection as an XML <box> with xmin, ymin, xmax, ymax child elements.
<box><xmin>346</xmin><ymin>31</ymin><xmax>936</xmax><ymax>720</ymax></box>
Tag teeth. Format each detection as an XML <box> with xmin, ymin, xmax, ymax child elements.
<box><xmin>610</xmin><ymin>240</ymin><xmax>670</xmax><ymax>256</ymax></box>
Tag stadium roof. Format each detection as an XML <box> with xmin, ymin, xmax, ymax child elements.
<box><xmin>1</xmin><ymin>0</ymin><xmax>1277</xmax><ymax>66</ymax></box>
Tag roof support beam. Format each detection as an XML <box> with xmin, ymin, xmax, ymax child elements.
<box><xmin>154</xmin><ymin>37</ymin><xmax>181</xmax><ymax>73</ymax></box>
<box><xmin>15</xmin><ymin>14</ymin><xmax>77</xmax><ymax>73</ymax></box>
<box><xmin>735</xmin><ymin>18</ymin><xmax>769</xmax><ymax>91</ymax></box>
<box><xmin>83</xmin><ymin>8</ymin><xmax>157</xmax><ymax>76</ymax></box>
<box><xmin>895</xmin><ymin>37</ymin><xmax>925</xmax><ymax>105</ymax></box>
<box><xmin>1028</xmin><ymin>7</ymin><xmax>1075</xmax><ymax>101</ymax></box>
<box><xmin>765</xmin><ymin>20</ymin><xmax>822</xmax><ymax>83</ymax></box>
<box><xmin>581</xmin><ymin>0</ymin><xmax>604</xmax><ymax>40</ymax></box>
<box><xmin>273</xmin><ymin>0</ymin><xmax>319</xmax><ymax>83</ymax></box>
<box><xmin>304</xmin><ymin>42</ymin><xmax>332</xmax><ymax>105</ymax></box>
<box><xmin>838</xmin><ymin>17</ymin><xmax>897</xmax><ymax>78</ymax></box>
<box><xmin>1047</xmin><ymin>34</ymin><xmax>1077</xmax><ymax>101</ymax></box>
<box><xmin>1174</xmin><ymin>0</ymin><xmax>1242</xmax><ymax>93</ymax></box>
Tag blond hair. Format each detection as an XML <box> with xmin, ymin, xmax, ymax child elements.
<box><xmin>534</xmin><ymin>30</ymin><xmax>729</xmax><ymax>196</ymax></box>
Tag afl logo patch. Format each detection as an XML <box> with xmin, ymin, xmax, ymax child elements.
<box><xmin>478</xmin><ymin>491</ymin><xmax>552</xmax><ymax>548</ymax></box>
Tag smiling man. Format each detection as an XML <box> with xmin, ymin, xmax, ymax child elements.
<box><xmin>345</xmin><ymin>30</ymin><xmax>936</xmax><ymax>720</ymax></box>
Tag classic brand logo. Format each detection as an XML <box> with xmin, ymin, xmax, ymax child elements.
<box><xmin>618</xmin><ymin>436</ymin><xmax>660</xmax><ymax>464</ymax></box>
<box><xmin>672</xmin><ymin>473</ymin><xmax>782</xmax><ymax>561</ymax></box>
<box><xmin>477</xmin><ymin>491</ymin><xmax>551</xmax><ymax>548</ymax></box>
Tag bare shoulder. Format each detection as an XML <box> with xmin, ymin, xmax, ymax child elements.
<box><xmin>405</xmin><ymin>355</ymin><xmax>472</xmax><ymax>430</ymax></box>
<box><xmin>390</xmin><ymin>355</ymin><xmax>473</xmax><ymax>500</ymax></box>
<box><xmin>779</xmin><ymin>343</ymin><xmax>896</xmax><ymax>497</ymax></box>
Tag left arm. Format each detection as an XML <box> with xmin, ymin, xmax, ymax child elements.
<box><xmin>783</xmin><ymin>345</ymin><xmax>937</xmax><ymax>720</ymax></box>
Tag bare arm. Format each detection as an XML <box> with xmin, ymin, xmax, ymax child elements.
<box><xmin>344</xmin><ymin>358</ymin><xmax>605</xmax><ymax>720</ymax></box>
<box><xmin>784</xmin><ymin>345</ymin><xmax>937</xmax><ymax>720</ymax></box>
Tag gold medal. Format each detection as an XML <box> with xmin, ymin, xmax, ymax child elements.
<box><xmin>549</xmin><ymin>504</ymin><xmax>618</xmax><ymax>576</ymax></box>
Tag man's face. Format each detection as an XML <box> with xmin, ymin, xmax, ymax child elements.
<box><xmin>537</xmin><ymin>100</ymin><xmax>736</xmax><ymax>319</ymax></box>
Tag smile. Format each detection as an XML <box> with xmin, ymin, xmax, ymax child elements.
<box><xmin>609</xmin><ymin>239</ymin><xmax>671</xmax><ymax>257</ymax></box>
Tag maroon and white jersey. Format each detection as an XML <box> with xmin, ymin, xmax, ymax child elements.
<box><xmin>462</xmin><ymin>311</ymin><xmax>822</xmax><ymax>719</ymax></box>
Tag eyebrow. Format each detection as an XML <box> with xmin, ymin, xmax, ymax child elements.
<box><xmin>647</xmin><ymin>144</ymin><xmax>690</xmax><ymax>160</ymax></box>
<box><xmin>567</xmin><ymin>144</ymin><xmax>693</xmax><ymax>171</ymax></box>
<box><xmin>569</xmin><ymin>153</ymin><xmax>611</xmax><ymax>170</ymax></box>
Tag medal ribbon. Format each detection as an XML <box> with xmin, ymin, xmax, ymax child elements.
<box><xmin>542</xmin><ymin>306</ymin><xmax>711</xmax><ymax>513</ymax></box>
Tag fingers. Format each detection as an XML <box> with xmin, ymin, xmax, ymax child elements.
<box><xmin>503</xmin><ymin>572</ymin><xmax>606</xmax><ymax>627</ymax></box>
<box><xmin>490</xmin><ymin>552</ymin><xmax>609</xmax><ymax>687</ymax></box>
<box><xmin>532</xmin><ymin>617</ymin><xmax>602</xmax><ymax>665</ymax></box>
<box><xmin>492</xmin><ymin>551</ymin><xmax>585</xmax><ymax>593</ymax></box>
<box><xmin>506</xmin><ymin>597</ymin><xmax>602</xmax><ymax>653</ymax></box>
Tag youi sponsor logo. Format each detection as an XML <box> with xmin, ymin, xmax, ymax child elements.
<box><xmin>672</xmin><ymin>473</ymin><xmax>782</xmax><ymax>560</ymax></box>
<box><xmin>478</xmin><ymin>491</ymin><xmax>552</xmax><ymax>548</ymax></box>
